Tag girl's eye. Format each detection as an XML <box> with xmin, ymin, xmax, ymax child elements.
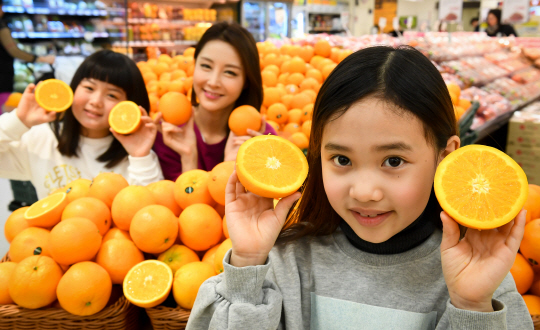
<box><xmin>108</xmin><ymin>94</ymin><xmax>118</xmax><ymax>99</ymax></box>
<box><xmin>384</xmin><ymin>157</ymin><xmax>404</xmax><ymax>168</ymax></box>
<box><xmin>201</xmin><ymin>64</ymin><xmax>211</xmax><ymax>69</ymax></box>
<box><xmin>225</xmin><ymin>70</ymin><xmax>237</xmax><ymax>76</ymax></box>
<box><xmin>84</xmin><ymin>86</ymin><xmax>93</xmax><ymax>91</ymax></box>
<box><xmin>333</xmin><ymin>155</ymin><xmax>351</xmax><ymax>166</ymax></box>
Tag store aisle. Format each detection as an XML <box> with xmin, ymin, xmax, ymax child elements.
<box><xmin>0</xmin><ymin>178</ymin><xmax>13</xmax><ymax>257</ymax></box>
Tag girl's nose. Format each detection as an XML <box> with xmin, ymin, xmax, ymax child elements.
<box><xmin>349</xmin><ymin>177</ymin><xmax>384</xmax><ymax>203</ymax></box>
<box><xmin>88</xmin><ymin>92</ymin><xmax>104</xmax><ymax>108</ymax></box>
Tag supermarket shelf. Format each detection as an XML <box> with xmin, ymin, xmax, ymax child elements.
<box><xmin>309</xmin><ymin>28</ymin><xmax>344</xmax><ymax>33</ymax></box>
<box><xmin>112</xmin><ymin>40</ymin><xmax>197</xmax><ymax>48</ymax></box>
<box><xmin>12</xmin><ymin>31</ymin><xmax>110</xmax><ymax>39</ymax></box>
<box><xmin>2</xmin><ymin>5</ymin><xmax>108</xmax><ymax>16</ymax></box>
<box><xmin>127</xmin><ymin>18</ymin><xmax>214</xmax><ymax>25</ymax></box>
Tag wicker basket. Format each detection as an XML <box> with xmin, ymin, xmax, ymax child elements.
<box><xmin>0</xmin><ymin>254</ymin><xmax>142</xmax><ymax>330</ymax></box>
<box><xmin>146</xmin><ymin>304</ymin><xmax>191</xmax><ymax>330</ymax></box>
<box><xmin>533</xmin><ymin>315</ymin><xmax>540</xmax><ymax>329</ymax></box>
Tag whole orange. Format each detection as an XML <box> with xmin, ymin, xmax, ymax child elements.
<box><xmin>111</xmin><ymin>185</ymin><xmax>156</xmax><ymax>231</ymax></box>
<box><xmin>57</xmin><ymin>262</ymin><xmax>112</xmax><ymax>316</ymax></box>
<box><xmin>287</xmin><ymin>109</ymin><xmax>303</xmax><ymax>124</ymax></box>
<box><xmin>147</xmin><ymin>180</ymin><xmax>183</xmax><ymax>216</ymax></box>
<box><xmin>0</xmin><ymin>262</ymin><xmax>17</xmax><ymax>304</ymax></box>
<box><xmin>510</xmin><ymin>253</ymin><xmax>534</xmax><ymax>294</ymax></box>
<box><xmin>64</xmin><ymin>178</ymin><xmax>91</xmax><ymax>203</ymax></box>
<box><xmin>522</xmin><ymin>295</ymin><xmax>540</xmax><ymax>315</ymax></box>
<box><xmin>87</xmin><ymin>172</ymin><xmax>129</xmax><ymax>208</ymax></box>
<box><xmin>286</xmin><ymin>72</ymin><xmax>305</xmax><ymax>86</ymax></box>
<box><xmin>520</xmin><ymin>219</ymin><xmax>540</xmax><ymax>269</ymax></box>
<box><xmin>228</xmin><ymin>105</ymin><xmax>262</xmax><ymax>136</ymax></box>
<box><xmin>4</xmin><ymin>206</ymin><xmax>30</xmax><ymax>243</ymax></box>
<box><xmin>178</xmin><ymin>204</ymin><xmax>222</xmax><ymax>251</ymax></box>
<box><xmin>208</xmin><ymin>161</ymin><xmax>235</xmax><ymax>206</ymax></box>
<box><xmin>62</xmin><ymin>197</ymin><xmax>111</xmax><ymax>236</ymax></box>
<box><xmin>290</xmin><ymin>93</ymin><xmax>312</xmax><ymax>110</ymax></box>
<box><xmin>299</xmin><ymin>77</ymin><xmax>320</xmax><ymax>92</ymax></box>
<box><xmin>96</xmin><ymin>238</ymin><xmax>144</xmax><ymax>284</ymax></box>
<box><xmin>261</xmin><ymin>70</ymin><xmax>278</xmax><ymax>87</ymax></box>
<box><xmin>9</xmin><ymin>255</ymin><xmax>63</xmax><ymax>309</ymax></box>
<box><xmin>9</xmin><ymin>227</ymin><xmax>51</xmax><ymax>262</ymax></box>
<box><xmin>322</xmin><ymin>63</ymin><xmax>337</xmax><ymax>80</ymax></box>
<box><xmin>173</xmin><ymin>262</ymin><xmax>216</xmax><ymax>309</ymax></box>
<box><xmin>49</xmin><ymin>217</ymin><xmax>102</xmax><ymax>265</ymax></box>
<box><xmin>302</xmin><ymin>104</ymin><xmax>313</xmax><ymax>122</ymax></box>
<box><xmin>524</xmin><ymin>184</ymin><xmax>540</xmax><ymax>223</ymax></box>
<box><xmin>158</xmin><ymin>244</ymin><xmax>200</xmax><ymax>274</ymax></box>
<box><xmin>305</xmin><ymin>68</ymin><xmax>323</xmax><ymax>84</ymax></box>
<box><xmin>130</xmin><ymin>205</ymin><xmax>179</xmax><ymax>254</ymax></box>
<box><xmin>214</xmin><ymin>238</ymin><xmax>232</xmax><ymax>274</ymax></box>
<box><xmin>288</xmin><ymin>57</ymin><xmax>306</xmax><ymax>74</ymax></box>
<box><xmin>202</xmin><ymin>244</ymin><xmax>220</xmax><ymax>266</ymax></box>
<box><xmin>290</xmin><ymin>132</ymin><xmax>309</xmax><ymax>150</ymax></box>
<box><xmin>102</xmin><ymin>227</ymin><xmax>132</xmax><ymax>243</ymax></box>
<box><xmin>159</xmin><ymin>91</ymin><xmax>192</xmax><ymax>126</ymax></box>
<box><xmin>302</xmin><ymin>120</ymin><xmax>312</xmax><ymax>139</ymax></box>
<box><xmin>283</xmin><ymin>122</ymin><xmax>301</xmax><ymax>135</ymax></box>
<box><xmin>263</xmin><ymin>87</ymin><xmax>281</xmax><ymax>108</ymax></box>
<box><xmin>314</xmin><ymin>40</ymin><xmax>331</xmax><ymax>58</ymax></box>
<box><xmin>298</xmin><ymin>46</ymin><xmax>314</xmax><ymax>63</ymax></box>
<box><xmin>174</xmin><ymin>169</ymin><xmax>215</xmax><ymax>209</ymax></box>
<box><xmin>267</xmin><ymin>103</ymin><xmax>289</xmax><ymax>124</ymax></box>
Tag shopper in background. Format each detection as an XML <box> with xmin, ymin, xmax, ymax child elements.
<box><xmin>470</xmin><ymin>17</ymin><xmax>480</xmax><ymax>32</ymax></box>
<box><xmin>0</xmin><ymin>0</ymin><xmax>55</xmax><ymax>111</ymax></box>
<box><xmin>486</xmin><ymin>9</ymin><xmax>518</xmax><ymax>37</ymax></box>
<box><xmin>153</xmin><ymin>21</ymin><xmax>276</xmax><ymax>181</ymax></box>
<box><xmin>0</xmin><ymin>50</ymin><xmax>163</xmax><ymax>199</ymax></box>
<box><xmin>187</xmin><ymin>46</ymin><xmax>532</xmax><ymax>329</ymax></box>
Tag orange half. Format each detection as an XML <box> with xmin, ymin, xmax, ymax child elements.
<box><xmin>35</xmin><ymin>79</ymin><xmax>73</xmax><ymax>112</ymax></box>
<box><xmin>434</xmin><ymin>145</ymin><xmax>528</xmax><ymax>229</ymax></box>
<box><xmin>108</xmin><ymin>101</ymin><xmax>141</xmax><ymax>135</ymax></box>
<box><xmin>236</xmin><ymin>135</ymin><xmax>308</xmax><ymax>198</ymax></box>
<box><xmin>24</xmin><ymin>192</ymin><xmax>68</xmax><ymax>228</ymax></box>
<box><xmin>123</xmin><ymin>260</ymin><xmax>173</xmax><ymax>308</ymax></box>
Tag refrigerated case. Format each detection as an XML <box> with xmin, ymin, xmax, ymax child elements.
<box><xmin>241</xmin><ymin>0</ymin><xmax>292</xmax><ymax>41</ymax></box>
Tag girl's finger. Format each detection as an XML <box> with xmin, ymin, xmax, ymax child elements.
<box><xmin>153</xmin><ymin>112</ymin><xmax>163</xmax><ymax>124</ymax></box>
<box><xmin>225</xmin><ymin>171</ymin><xmax>239</xmax><ymax>205</ymax></box>
<box><xmin>139</xmin><ymin>106</ymin><xmax>149</xmax><ymax>116</ymax></box>
<box><xmin>109</xmin><ymin>128</ymin><xmax>122</xmax><ymax>140</ymax></box>
<box><xmin>247</xmin><ymin>129</ymin><xmax>263</xmax><ymax>137</ymax></box>
<box><xmin>24</xmin><ymin>83</ymin><xmax>36</xmax><ymax>94</ymax></box>
<box><xmin>440</xmin><ymin>211</ymin><xmax>461</xmax><ymax>252</ymax></box>
<box><xmin>235</xmin><ymin>173</ymin><xmax>246</xmax><ymax>196</ymax></box>
<box><xmin>274</xmin><ymin>192</ymin><xmax>301</xmax><ymax>225</ymax></box>
<box><xmin>258</xmin><ymin>116</ymin><xmax>267</xmax><ymax>134</ymax></box>
<box><xmin>506</xmin><ymin>209</ymin><xmax>527</xmax><ymax>253</ymax></box>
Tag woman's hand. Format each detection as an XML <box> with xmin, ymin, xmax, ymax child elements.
<box><xmin>224</xmin><ymin>117</ymin><xmax>267</xmax><ymax>162</ymax></box>
<box><xmin>440</xmin><ymin>210</ymin><xmax>526</xmax><ymax>312</ymax></box>
<box><xmin>111</xmin><ymin>106</ymin><xmax>157</xmax><ymax>157</ymax></box>
<box><xmin>36</xmin><ymin>55</ymin><xmax>56</xmax><ymax>64</ymax></box>
<box><xmin>16</xmin><ymin>84</ymin><xmax>57</xmax><ymax>128</ymax></box>
<box><xmin>226</xmin><ymin>171</ymin><xmax>300</xmax><ymax>267</ymax></box>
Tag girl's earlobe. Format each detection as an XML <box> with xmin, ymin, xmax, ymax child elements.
<box><xmin>439</xmin><ymin>135</ymin><xmax>461</xmax><ymax>162</ymax></box>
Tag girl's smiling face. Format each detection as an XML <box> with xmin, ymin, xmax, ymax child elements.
<box><xmin>193</xmin><ymin>40</ymin><xmax>245</xmax><ymax>113</ymax></box>
<box><xmin>321</xmin><ymin>97</ymin><xmax>457</xmax><ymax>243</ymax></box>
<box><xmin>72</xmin><ymin>78</ymin><xmax>127</xmax><ymax>138</ymax></box>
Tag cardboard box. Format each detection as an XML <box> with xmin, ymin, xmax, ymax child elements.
<box><xmin>506</xmin><ymin>106</ymin><xmax>540</xmax><ymax>184</ymax></box>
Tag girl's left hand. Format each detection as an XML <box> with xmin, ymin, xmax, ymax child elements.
<box><xmin>224</xmin><ymin>117</ymin><xmax>267</xmax><ymax>162</ymax></box>
<box><xmin>111</xmin><ymin>106</ymin><xmax>157</xmax><ymax>158</ymax></box>
<box><xmin>440</xmin><ymin>210</ymin><xmax>526</xmax><ymax>312</ymax></box>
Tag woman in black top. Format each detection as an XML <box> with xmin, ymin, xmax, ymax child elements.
<box><xmin>486</xmin><ymin>9</ymin><xmax>518</xmax><ymax>37</ymax></box>
<box><xmin>0</xmin><ymin>0</ymin><xmax>55</xmax><ymax>107</ymax></box>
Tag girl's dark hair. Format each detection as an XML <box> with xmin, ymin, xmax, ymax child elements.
<box><xmin>191</xmin><ymin>21</ymin><xmax>263</xmax><ymax>110</ymax></box>
<box><xmin>280</xmin><ymin>46</ymin><xmax>457</xmax><ymax>241</ymax></box>
<box><xmin>51</xmin><ymin>50</ymin><xmax>149</xmax><ymax>168</ymax></box>
<box><xmin>488</xmin><ymin>9</ymin><xmax>502</xmax><ymax>25</ymax></box>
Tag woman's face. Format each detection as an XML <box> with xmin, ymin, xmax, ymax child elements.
<box><xmin>487</xmin><ymin>13</ymin><xmax>498</xmax><ymax>27</ymax></box>
<box><xmin>321</xmin><ymin>97</ymin><xmax>457</xmax><ymax>243</ymax></box>
<box><xmin>71</xmin><ymin>78</ymin><xmax>127</xmax><ymax>138</ymax></box>
<box><xmin>192</xmin><ymin>40</ymin><xmax>246</xmax><ymax>113</ymax></box>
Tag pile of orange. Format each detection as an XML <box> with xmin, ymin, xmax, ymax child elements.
<box><xmin>2</xmin><ymin>163</ymin><xmax>239</xmax><ymax>312</ymax></box>
<box><xmin>447</xmin><ymin>83</ymin><xmax>472</xmax><ymax>121</ymax></box>
<box><xmin>507</xmin><ymin>184</ymin><xmax>540</xmax><ymax>315</ymax></box>
<box><xmin>136</xmin><ymin>39</ymin><xmax>351</xmax><ymax>153</ymax></box>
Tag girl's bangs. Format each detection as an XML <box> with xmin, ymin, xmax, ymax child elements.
<box><xmin>79</xmin><ymin>56</ymin><xmax>134</xmax><ymax>95</ymax></box>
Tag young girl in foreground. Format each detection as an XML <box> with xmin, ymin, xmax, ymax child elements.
<box><xmin>186</xmin><ymin>46</ymin><xmax>532</xmax><ymax>329</ymax></box>
<box><xmin>154</xmin><ymin>22</ymin><xmax>276</xmax><ymax>180</ymax></box>
<box><xmin>0</xmin><ymin>50</ymin><xmax>163</xmax><ymax>198</ymax></box>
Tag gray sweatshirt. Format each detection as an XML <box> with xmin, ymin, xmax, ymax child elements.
<box><xmin>186</xmin><ymin>229</ymin><xmax>533</xmax><ymax>330</ymax></box>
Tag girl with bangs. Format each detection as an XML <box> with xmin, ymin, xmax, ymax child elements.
<box><xmin>0</xmin><ymin>50</ymin><xmax>163</xmax><ymax>198</ymax></box>
<box><xmin>187</xmin><ymin>46</ymin><xmax>532</xmax><ymax>329</ymax></box>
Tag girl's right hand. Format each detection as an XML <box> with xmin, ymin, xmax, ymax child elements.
<box><xmin>226</xmin><ymin>171</ymin><xmax>300</xmax><ymax>267</ymax></box>
<box><xmin>16</xmin><ymin>84</ymin><xmax>57</xmax><ymax>128</ymax></box>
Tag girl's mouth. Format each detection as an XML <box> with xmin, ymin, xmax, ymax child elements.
<box><xmin>84</xmin><ymin>109</ymin><xmax>102</xmax><ymax>118</ymax></box>
<box><xmin>351</xmin><ymin>210</ymin><xmax>392</xmax><ymax>227</ymax></box>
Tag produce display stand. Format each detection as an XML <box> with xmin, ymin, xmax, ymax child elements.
<box><xmin>0</xmin><ymin>254</ymin><xmax>142</xmax><ymax>330</ymax></box>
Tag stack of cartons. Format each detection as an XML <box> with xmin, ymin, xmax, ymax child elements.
<box><xmin>506</xmin><ymin>102</ymin><xmax>540</xmax><ymax>184</ymax></box>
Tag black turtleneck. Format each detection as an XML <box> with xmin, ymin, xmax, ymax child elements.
<box><xmin>339</xmin><ymin>189</ymin><xmax>441</xmax><ymax>255</ymax></box>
